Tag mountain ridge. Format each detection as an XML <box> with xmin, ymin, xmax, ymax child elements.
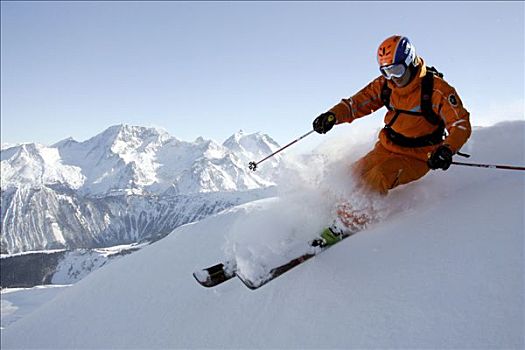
<box><xmin>1</xmin><ymin>124</ymin><xmax>284</xmax><ymax>254</ymax></box>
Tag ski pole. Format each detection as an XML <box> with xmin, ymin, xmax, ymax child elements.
<box><xmin>452</xmin><ymin>161</ymin><xmax>525</xmax><ymax>171</ymax></box>
<box><xmin>249</xmin><ymin>130</ymin><xmax>315</xmax><ymax>171</ymax></box>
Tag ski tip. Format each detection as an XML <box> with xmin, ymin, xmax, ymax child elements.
<box><xmin>193</xmin><ymin>269</ymin><xmax>210</xmax><ymax>283</ymax></box>
<box><xmin>193</xmin><ymin>262</ymin><xmax>237</xmax><ymax>288</ymax></box>
<box><xmin>192</xmin><ymin>271</ymin><xmax>215</xmax><ymax>288</ymax></box>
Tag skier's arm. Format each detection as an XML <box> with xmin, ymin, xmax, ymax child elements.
<box><xmin>434</xmin><ymin>81</ymin><xmax>472</xmax><ymax>153</ymax></box>
<box><xmin>328</xmin><ymin>76</ymin><xmax>386</xmax><ymax>124</ymax></box>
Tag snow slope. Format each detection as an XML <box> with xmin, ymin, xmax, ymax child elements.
<box><xmin>1</xmin><ymin>121</ymin><xmax>524</xmax><ymax>349</ymax></box>
<box><xmin>1</xmin><ymin>286</ymin><xmax>70</xmax><ymax>330</ymax></box>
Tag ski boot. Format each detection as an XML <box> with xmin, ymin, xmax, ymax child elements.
<box><xmin>311</xmin><ymin>227</ymin><xmax>342</xmax><ymax>248</ymax></box>
<box><xmin>311</xmin><ymin>224</ymin><xmax>346</xmax><ymax>248</ymax></box>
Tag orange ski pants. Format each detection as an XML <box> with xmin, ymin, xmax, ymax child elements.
<box><xmin>351</xmin><ymin>142</ymin><xmax>430</xmax><ymax>195</ymax></box>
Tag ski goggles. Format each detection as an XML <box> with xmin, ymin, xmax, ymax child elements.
<box><xmin>380</xmin><ymin>63</ymin><xmax>407</xmax><ymax>80</ymax></box>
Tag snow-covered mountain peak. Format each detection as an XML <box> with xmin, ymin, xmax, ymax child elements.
<box><xmin>1</xmin><ymin>124</ymin><xmax>283</xmax><ymax>196</ymax></box>
<box><xmin>1</xmin><ymin>125</ymin><xmax>284</xmax><ymax>254</ymax></box>
<box><xmin>194</xmin><ymin>136</ymin><xmax>206</xmax><ymax>144</ymax></box>
<box><xmin>226</xmin><ymin>129</ymin><xmax>247</xmax><ymax>143</ymax></box>
<box><xmin>51</xmin><ymin>137</ymin><xmax>78</xmax><ymax>149</ymax></box>
<box><xmin>223</xmin><ymin>130</ymin><xmax>280</xmax><ymax>162</ymax></box>
<box><xmin>1</xmin><ymin>143</ymin><xmax>14</xmax><ymax>150</ymax></box>
<box><xmin>0</xmin><ymin>143</ymin><xmax>85</xmax><ymax>190</ymax></box>
<box><xmin>93</xmin><ymin>124</ymin><xmax>174</xmax><ymax>155</ymax></box>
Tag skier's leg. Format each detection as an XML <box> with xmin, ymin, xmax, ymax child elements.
<box><xmin>324</xmin><ymin>144</ymin><xmax>429</xmax><ymax>237</ymax></box>
<box><xmin>318</xmin><ymin>144</ymin><xmax>430</xmax><ymax>245</ymax></box>
<box><xmin>352</xmin><ymin>143</ymin><xmax>430</xmax><ymax>195</ymax></box>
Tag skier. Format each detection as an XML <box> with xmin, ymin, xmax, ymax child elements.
<box><xmin>195</xmin><ymin>35</ymin><xmax>474</xmax><ymax>289</ymax></box>
<box><xmin>312</xmin><ymin>35</ymin><xmax>472</xmax><ymax>245</ymax></box>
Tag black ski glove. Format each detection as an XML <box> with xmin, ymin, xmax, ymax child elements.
<box><xmin>313</xmin><ymin>112</ymin><xmax>336</xmax><ymax>134</ymax></box>
<box><xmin>428</xmin><ymin>145</ymin><xmax>453</xmax><ymax>170</ymax></box>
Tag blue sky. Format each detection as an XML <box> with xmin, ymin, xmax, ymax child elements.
<box><xmin>1</xmin><ymin>1</ymin><xmax>523</xmax><ymax>148</ymax></box>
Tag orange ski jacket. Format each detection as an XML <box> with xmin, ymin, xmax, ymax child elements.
<box><xmin>329</xmin><ymin>58</ymin><xmax>472</xmax><ymax>161</ymax></box>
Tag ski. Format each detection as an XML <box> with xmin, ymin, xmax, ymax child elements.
<box><xmin>235</xmin><ymin>251</ymin><xmax>317</xmax><ymax>290</ymax></box>
<box><xmin>192</xmin><ymin>261</ymin><xmax>237</xmax><ymax>288</ymax></box>
<box><xmin>235</xmin><ymin>231</ymin><xmax>354</xmax><ymax>290</ymax></box>
<box><xmin>193</xmin><ymin>230</ymin><xmax>355</xmax><ymax>290</ymax></box>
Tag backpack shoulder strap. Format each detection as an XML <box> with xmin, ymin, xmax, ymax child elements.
<box><xmin>420</xmin><ymin>67</ymin><xmax>443</xmax><ymax>126</ymax></box>
<box><xmin>426</xmin><ymin>66</ymin><xmax>444</xmax><ymax>78</ymax></box>
<box><xmin>381</xmin><ymin>79</ymin><xmax>393</xmax><ymax>111</ymax></box>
